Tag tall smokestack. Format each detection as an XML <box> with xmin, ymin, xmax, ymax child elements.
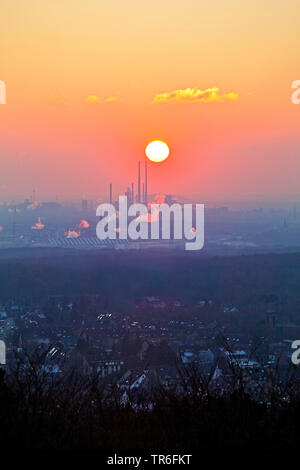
<box><xmin>138</xmin><ymin>161</ymin><xmax>141</xmax><ymax>203</ymax></box>
<box><xmin>145</xmin><ymin>161</ymin><xmax>148</xmax><ymax>206</ymax></box>
<box><xmin>109</xmin><ymin>183</ymin><xmax>112</xmax><ymax>204</ymax></box>
<box><xmin>142</xmin><ymin>183</ymin><xmax>145</xmax><ymax>203</ymax></box>
<box><xmin>131</xmin><ymin>183</ymin><xmax>134</xmax><ymax>205</ymax></box>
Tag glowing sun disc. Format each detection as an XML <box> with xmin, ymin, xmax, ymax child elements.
<box><xmin>145</xmin><ymin>141</ymin><xmax>169</xmax><ymax>162</ymax></box>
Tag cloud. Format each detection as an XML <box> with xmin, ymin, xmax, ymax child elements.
<box><xmin>85</xmin><ymin>95</ymin><xmax>117</xmax><ymax>104</ymax></box>
<box><xmin>103</xmin><ymin>96</ymin><xmax>117</xmax><ymax>103</ymax></box>
<box><xmin>153</xmin><ymin>87</ymin><xmax>238</xmax><ymax>104</ymax></box>
<box><xmin>85</xmin><ymin>95</ymin><xmax>99</xmax><ymax>104</ymax></box>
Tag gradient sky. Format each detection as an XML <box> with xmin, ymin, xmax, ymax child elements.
<box><xmin>0</xmin><ymin>0</ymin><xmax>300</xmax><ymax>201</ymax></box>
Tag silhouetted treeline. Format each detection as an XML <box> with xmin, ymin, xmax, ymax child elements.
<box><xmin>0</xmin><ymin>357</ymin><xmax>300</xmax><ymax>450</ymax></box>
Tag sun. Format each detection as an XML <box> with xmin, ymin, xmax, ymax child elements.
<box><xmin>145</xmin><ymin>140</ymin><xmax>169</xmax><ymax>163</ymax></box>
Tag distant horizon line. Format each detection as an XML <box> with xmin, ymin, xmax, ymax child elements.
<box><xmin>2</xmin><ymin>193</ymin><xmax>300</xmax><ymax>206</ymax></box>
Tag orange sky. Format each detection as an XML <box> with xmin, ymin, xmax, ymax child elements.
<box><xmin>0</xmin><ymin>0</ymin><xmax>300</xmax><ymax>201</ymax></box>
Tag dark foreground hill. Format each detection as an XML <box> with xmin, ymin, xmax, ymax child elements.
<box><xmin>0</xmin><ymin>368</ymin><xmax>300</xmax><ymax>450</ymax></box>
